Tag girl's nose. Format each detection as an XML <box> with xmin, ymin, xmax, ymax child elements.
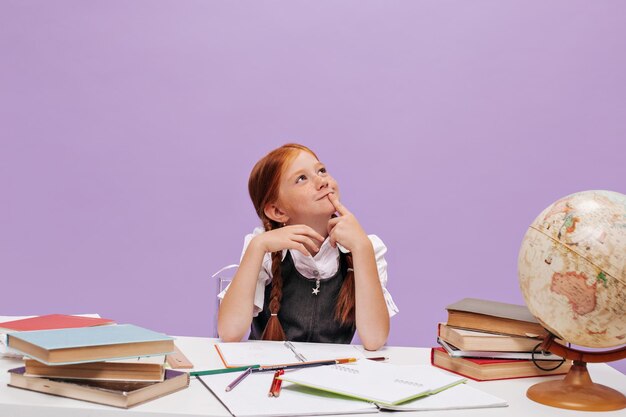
<box><xmin>316</xmin><ymin>176</ymin><xmax>329</xmax><ymax>190</ymax></box>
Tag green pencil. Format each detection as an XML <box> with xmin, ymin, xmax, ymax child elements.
<box><xmin>191</xmin><ymin>365</ymin><xmax>261</xmax><ymax>377</ymax></box>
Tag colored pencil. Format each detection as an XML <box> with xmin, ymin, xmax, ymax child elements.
<box><xmin>253</xmin><ymin>357</ymin><xmax>358</xmax><ymax>373</ymax></box>
<box><xmin>224</xmin><ymin>367</ymin><xmax>253</xmax><ymax>392</ymax></box>
<box><xmin>190</xmin><ymin>364</ymin><xmax>261</xmax><ymax>377</ymax></box>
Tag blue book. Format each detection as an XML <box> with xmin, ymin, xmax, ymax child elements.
<box><xmin>7</xmin><ymin>324</ymin><xmax>175</xmax><ymax>365</ymax></box>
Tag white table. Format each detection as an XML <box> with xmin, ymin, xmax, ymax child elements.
<box><xmin>1</xmin><ymin>336</ymin><xmax>625</xmax><ymax>417</ymax></box>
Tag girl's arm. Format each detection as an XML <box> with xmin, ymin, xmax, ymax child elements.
<box><xmin>217</xmin><ymin>227</ymin><xmax>325</xmax><ymax>342</ymax></box>
<box><xmin>327</xmin><ymin>194</ymin><xmax>390</xmax><ymax>350</ymax></box>
<box><xmin>351</xmin><ymin>240</ymin><xmax>390</xmax><ymax>351</ymax></box>
<box><xmin>217</xmin><ymin>238</ymin><xmax>266</xmax><ymax>342</ymax></box>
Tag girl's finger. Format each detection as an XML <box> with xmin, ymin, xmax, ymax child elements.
<box><xmin>328</xmin><ymin>227</ymin><xmax>338</xmax><ymax>248</ymax></box>
<box><xmin>302</xmin><ymin>225</ymin><xmax>325</xmax><ymax>243</ymax></box>
<box><xmin>292</xmin><ymin>225</ymin><xmax>325</xmax><ymax>243</ymax></box>
<box><xmin>327</xmin><ymin>193</ymin><xmax>350</xmax><ymax>216</ymax></box>
<box><xmin>291</xmin><ymin>234</ymin><xmax>319</xmax><ymax>254</ymax></box>
<box><xmin>293</xmin><ymin>242</ymin><xmax>311</xmax><ymax>257</ymax></box>
<box><xmin>327</xmin><ymin>217</ymin><xmax>340</xmax><ymax>234</ymax></box>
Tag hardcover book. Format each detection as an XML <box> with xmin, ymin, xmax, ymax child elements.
<box><xmin>430</xmin><ymin>347</ymin><xmax>571</xmax><ymax>381</ymax></box>
<box><xmin>445</xmin><ymin>298</ymin><xmax>546</xmax><ymax>338</ymax></box>
<box><xmin>7</xmin><ymin>324</ymin><xmax>174</xmax><ymax>365</ymax></box>
<box><xmin>437</xmin><ymin>337</ymin><xmax>564</xmax><ymax>361</ymax></box>
<box><xmin>24</xmin><ymin>355</ymin><xmax>166</xmax><ymax>382</ymax></box>
<box><xmin>0</xmin><ymin>314</ymin><xmax>114</xmax><ymax>332</ymax></box>
<box><xmin>438</xmin><ymin>322</ymin><xmax>543</xmax><ymax>352</ymax></box>
<box><xmin>8</xmin><ymin>367</ymin><xmax>189</xmax><ymax>408</ymax></box>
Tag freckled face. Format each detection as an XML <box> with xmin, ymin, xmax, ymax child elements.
<box><xmin>276</xmin><ymin>151</ymin><xmax>339</xmax><ymax>224</ymax></box>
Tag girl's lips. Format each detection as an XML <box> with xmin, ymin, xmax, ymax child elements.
<box><xmin>316</xmin><ymin>191</ymin><xmax>335</xmax><ymax>201</ymax></box>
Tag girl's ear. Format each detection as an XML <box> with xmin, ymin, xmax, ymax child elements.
<box><xmin>264</xmin><ymin>203</ymin><xmax>289</xmax><ymax>224</ymax></box>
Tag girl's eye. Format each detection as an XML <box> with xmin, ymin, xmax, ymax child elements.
<box><xmin>318</xmin><ymin>167</ymin><xmax>327</xmax><ymax>174</ymax></box>
<box><xmin>296</xmin><ymin>175</ymin><xmax>307</xmax><ymax>183</ymax></box>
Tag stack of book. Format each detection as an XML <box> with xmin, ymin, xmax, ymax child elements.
<box><xmin>431</xmin><ymin>298</ymin><xmax>572</xmax><ymax>381</ymax></box>
<box><xmin>2</xmin><ymin>316</ymin><xmax>189</xmax><ymax>408</ymax></box>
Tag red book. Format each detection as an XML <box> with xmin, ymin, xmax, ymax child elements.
<box><xmin>430</xmin><ymin>347</ymin><xmax>571</xmax><ymax>381</ymax></box>
<box><xmin>0</xmin><ymin>314</ymin><xmax>114</xmax><ymax>332</ymax></box>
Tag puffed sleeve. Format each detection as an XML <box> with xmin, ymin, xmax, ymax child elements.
<box><xmin>368</xmin><ymin>235</ymin><xmax>399</xmax><ymax>317</ymax></box>
<box><xmin>217</xmin><ymin>227</ymin><xmax>272</xmax><ymax>317</ymax></box>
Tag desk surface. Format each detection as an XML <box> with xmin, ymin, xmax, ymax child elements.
<box><xmin>1</xmin><ymin>336</ymin><xmax>625</xmax><ymax>417</ymax></box>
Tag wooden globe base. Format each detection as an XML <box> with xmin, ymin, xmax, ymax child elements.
<box><xmin>527</xmin><ymin>361</ymin><xmax>626</xmax><ymax>411</ymax></box>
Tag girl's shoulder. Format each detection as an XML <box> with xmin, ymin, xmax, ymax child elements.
<box><xmin>367</xmin><ymin>234</ymin><xmax>387</xmax><ymax>256</ymax></box>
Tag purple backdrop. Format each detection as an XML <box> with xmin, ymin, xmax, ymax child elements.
<box><xmin>1</xmin><ymin>1</ymin><xmax>625</xmax><ymax>374</ymax></box>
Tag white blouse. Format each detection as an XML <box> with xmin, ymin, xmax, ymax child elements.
<box><xmin>218</xmin><ymin>227</ymin><xmax>399</xmax><ymax>318</ymax></box>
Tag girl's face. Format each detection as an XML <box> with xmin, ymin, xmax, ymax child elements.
<box><xmin>276</xmin><ymin>150</ymin><xmax>339</xmax><ymax>224</ymax></box>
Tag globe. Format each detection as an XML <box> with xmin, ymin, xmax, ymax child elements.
<box><xmin>518</xmin><ymin>190</ymin><xmax>626</xmax><ymax>348</ymax></box>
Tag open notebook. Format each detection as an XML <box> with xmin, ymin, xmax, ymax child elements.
<box><xmin>279</xmin><ymin>359</ymin><xmax>466</xmax><ymax>406</ymax></box>
<box><xmin>198</xmin><ymin>370</ymin><xmax>378</xmax><ymax>417</ymax></box>
<box><xmin>215</xmin><ymin>340</ymin><xmax>366</xmax><ymax>367</ymax></box>
<box><xmin>379</xmin><ymin>383</ymin><xmax>507</xmax><ymax>411</ymax></box>
<box><xmin>198</xmin><ymin>364</ymin><xmax>507</xmax><ymax>416</ymax></box>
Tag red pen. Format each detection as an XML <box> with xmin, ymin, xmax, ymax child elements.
<box><xmin>268</xmin><ymin>369</ymin><xmax>284</xmax><ymax>397</ymax></box>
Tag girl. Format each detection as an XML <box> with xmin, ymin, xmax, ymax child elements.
<box><xmin>217</xmin><ymin>144</ymin><xmax>398</xmax><ymax>350</ymax></box>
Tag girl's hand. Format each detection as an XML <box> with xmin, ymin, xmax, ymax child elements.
<box><xmin>253</xmin><ymin>225</ymin><xmax>325</xmax><ymax>257</ymax></box>
<box><xmin>327</xmin><ymin>193</ymin><xmax>370</xmax><ymax>252</ymax></box>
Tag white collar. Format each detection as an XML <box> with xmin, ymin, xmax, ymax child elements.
<box><xmin>285</xmin><ymin>238</ymin><xmax>349</xmax><ymax>280</ymax></box>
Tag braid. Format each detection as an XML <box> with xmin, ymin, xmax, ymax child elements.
<box><xmin>334</xmin><ymin>252</ymin><xmax>356</xmax><ymax>326</ymax></box>
<box><xmin>260</xmin><ymin>224</ymin><xmax>287</xmax><ymax>341</ymax></box>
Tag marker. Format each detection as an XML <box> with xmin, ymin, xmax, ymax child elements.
<box><xmin>225</xmin><ymin>367</ymin><xmax>253</xmax><ymax>392</ymax></box>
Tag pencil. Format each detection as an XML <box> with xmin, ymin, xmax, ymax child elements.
<box><xmin>253</xmin><ymin>357</ymin><xmax>358</xmax><ymax>373</ymax></box>
<box><xmin>225</xmin><ymin>366</ymin><xmax>253</xmax><ymax>392</ymax></box>
<box><xmin>191</xmin><ymin>364</ymin><xmax>261</xmax><ymax>377</ymax></box>
<box><xmin>365</xmin><ymin>356</ymin><xmax>388</xmax><ymax>361</ymax></box>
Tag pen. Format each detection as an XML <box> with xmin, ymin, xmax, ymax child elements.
<box><xmin>253</xmin><ymin>357</ymin><xmax>358</xmax><ymax>373</ymax></box>
<box><xmin>190</xmin><ymin>364</ymin><xmax>261</xmax><ymax>377</ymax></box>
<box><xmin>225</xmin><ymin>367</ymin><xmax>253</xmax><ymax>392</ymax></box>
<box><xmin>268</xmin><ymin>369</ymin><xmax>284</xmax><ymax>397</ymax></box>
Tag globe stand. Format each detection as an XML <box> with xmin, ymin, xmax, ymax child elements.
<box><xmin>526</xmin><ymin>334</ymin><xmax>626</xmax><ymax>411</ymax></box>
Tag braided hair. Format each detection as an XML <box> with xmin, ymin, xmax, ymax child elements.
<box><xmin>248</xmin><ymin>144</ymin><xmax>356</xmax><ymax>341</ymax></box>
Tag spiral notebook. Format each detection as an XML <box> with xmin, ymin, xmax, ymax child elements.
<box><xmin>215</xmin><ymin>340</ymin><xmax>366</xmax><ymax>368</ymax></box>
<box><xmin>279</xmin><ymin>359</ymin><xmax>466</xmax><ymax>406</ymax></box>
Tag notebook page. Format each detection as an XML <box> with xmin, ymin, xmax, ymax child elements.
<box><xmin>198</xmin><ymin>370</ymin><xmax>378</xmax><ymax>417</ymax></box>
<box><xmin>215</xmin><ymin>341</ymin><xmax>300</xmax><ymax>367</ymax></box>
<box><xmin>280</xmin><ymin>360</ymin><xmax>465</xmax><ymax>406</ymax></box>
<box><xmin>290</xmin><ymin>342</ymin><xmax>366</xmax><ymax>362</ymax></box>
<box><xmin>379</xmin><ymin>383</ymin><xmax>508</xmax><ymax>411</ymax></box>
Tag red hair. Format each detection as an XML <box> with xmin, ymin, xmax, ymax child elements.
<box><xmin>248</xmin><ymin>144</ymin><xmax>355</xmax><ymax>340</ymax></box>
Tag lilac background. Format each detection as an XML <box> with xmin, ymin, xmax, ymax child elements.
<box><xmin>1</xmin><ymin>1</ymin><xmax>625</xmax><ymax>374</ymax></box>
